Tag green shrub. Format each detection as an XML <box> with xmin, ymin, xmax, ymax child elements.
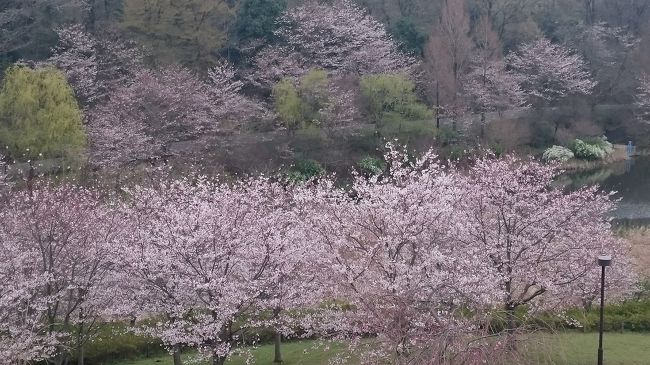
<box><xmin>543</xmin><ymin>145</ymin><xmax>575</xmax><ymax>162</ymax></box>
<box><xmin>357</xmin><ymin>155</ymin><xmax>385</xmax><ymax>176</ymax></box>
<box><xmin>487</xmin><ymin>300</ymin><xmax>650</xmax><ymax>333</ymax></box>
<box><xmin>570</xmin><ymin>139</ymin><xmax>605</xmax><ymax>160</ymax></box>
<box><xmin>286</xmin><ymin>159</ymin><xmax>324</xmax><ymax>182</ymax></box>
<box><xmin>584</xmin><ymin>136</ymin><xmax>614</xmax><ymax>155</ymax></box>
<box><xmin>0</xmin><ymin>65</ymin><xmax>86</xmax><ymax>161</ymax></box>
<box><xmin>360</xmin><ymin>73</ymin><xmax>433</xmax><ymax>123</ymax></box>
<box><xmin>569</xmin><ymin>136</ymin><xmax>614</xmax><ymax>160</ymax></box>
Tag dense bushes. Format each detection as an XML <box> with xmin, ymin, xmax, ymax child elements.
<box><xmin>570</xmin><ymin>137</ymin><xmax>614</xmax><ymax>160</ymax></box>
<box><xmin>285</xmin><ymin>159</ymin><xmax>324</xmax><ymax>182</ymax></box>
<box><xmin>487</xmin><ymin>300</ymin><xmax>650</xmax><ymax>333</ymax></box>
<box><xmin>543</xmin><ymin>136</ymin><xmax>615</xmax><ymax>162</ymax></box>
<box><xmin>357</xmin><ymin>155</ymin><xmax>385</xmax><ymax>175</ymax></box>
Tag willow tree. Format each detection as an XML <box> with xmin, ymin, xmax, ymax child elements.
<box><xmin>0</xmin><ymin>65</ymin><xmax>86</xmax><ymax>161</ymax></box>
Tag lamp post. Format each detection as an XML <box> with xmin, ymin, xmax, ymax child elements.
<box><xmin>597</xmin><ymin>255</ymin><xmax>612</xmax><ymax>365</ymax></box>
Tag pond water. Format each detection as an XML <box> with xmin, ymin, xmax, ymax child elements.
<box><xmin>562</xmin><ymin>156</ymin><xmax>650</xmax><ymax>225</ymax></box>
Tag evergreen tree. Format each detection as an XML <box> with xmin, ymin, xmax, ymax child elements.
<box><xmin>0</xmin><ymin>65</ymin><xmax>86</xmax><ymax>161</ymax></box>
<box><xmin>235</xmin><ymin>0</ymin><xmax>287</xmax><ymax>41</ymax></box>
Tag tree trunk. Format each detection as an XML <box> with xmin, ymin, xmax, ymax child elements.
<box><xmin>273</xmin><ymin>331</ymin><xmax>283</xmax><ymax>363</ymax></box>
<box><xmin>212</xmin><ymin>355</ymin><xmax>226</xmax><ymax>365</ymax></box>
<box><xmin>172</xmin><ymin>345</ymin><xmax>183</xmax><ymax>365</ymax></box>
<box><xmin>505</xmin><ymin>304</ymin><xmax>517</xmax><ymax>349</ymax></box>
<box><xmin>480</xmin><ymin>112</ymin><xmax>486</xmax><ymax>138</ymax></box>
<box><xmin>77</xmin><ymin>344</ymin><xmax>84</xmax><ymax>365</ymax></box>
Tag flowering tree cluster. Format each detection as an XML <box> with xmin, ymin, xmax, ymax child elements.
<box><xmin>506</xmin><ymin>38</ymin><xmax>597</xmax><ymax>105</ymax></box>
<box><xmin>87</xmin><ymin>66</ymin><xmax>216</xmax><ymax>166</ymax></box>
<box><xmin>207</xmin><ymin>61</ymin><xmax>267</xmax><ymax>121</ymax></box>
<box><xmin>87</xmin><ymin>63</ymin><xmax>263</xmax><ymax>167</ymax></box>
<box><xmin>0</xmin><ymin>184</ymin><xmax>120</xmax><ymax>365</ymax></box>
<box><xmin>251</xmin><ymin>0</ymin><xmax>416</xmax><ymax>87</ymax></box>
<box><xmin>462</xmin><ymin>57</ymin><xmax>528</xmax><ymax>115</ymax></box>
<box><xmin>45</xmin><ymin>25</ymin><xmax>264</xmax><ymax>167</ymax></box>
<box><xmin>297</xmin><ymin>148</ymin><xmax>501</xmax><ymax>363</ymax></box>
<box><xmin>0</xmin><ymin>148</ymin><xmax>636</xmax><ymax>365</ymax></box>
<box><xmin>459</xmin><ymin>157</ymin><xmax>635</xmax><ymax>313</ymax></box>
<box><xmin>48</xmin><ymin>25</ymin><xmax>143</xmax><ymax>107</ymax></box>
<box><xmin>114</xmin><ymin>178</ymin><xmax>322</xmax><ymax>365</ymax></box>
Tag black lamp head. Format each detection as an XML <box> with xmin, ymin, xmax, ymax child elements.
<box><xmin>598</xmin><ymin>255</ymin><xmax>612</xmax><ymax>267</ymax></box>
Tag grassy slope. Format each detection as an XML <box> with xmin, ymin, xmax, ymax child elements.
<box><xmin>114</xmin><ymin>333</ymin><xmax>650</xmax><ymax>365</ymax></box>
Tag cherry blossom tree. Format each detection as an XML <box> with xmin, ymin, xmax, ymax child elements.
<box><xmin>251</xmin><ymin>0</ymin><xmax>416</xmax><ymax>87</ymax></box>
<box><xmin>636</xmin><ymin>73</ymin><xmax>650</xmax><ymax>122</ymax></box>
<box><xmin>506</xmin><ymin>38</ymin><xmax>597</xmax><ymax>105</ymax></box>
<box><xmin>461</xmin><ymin>57</ymin><xmax>528</xmax><ymax>134</ymax></box>
<box><xmin>0</xmin><ymin>184</ymin><xmax>120</xmax><ymax>365</ymax></box>
<box><xmin>458</xmin><ymin>156</ymin><xmax>635</xmax><ymax>333</ymax></box>
<box><xmin>299</xmin><ymin>145</ymin><xmax>501</xmax><ymax>364</ymax></box>
<box><xmin>87</xmin><ymin>66</ymin><xmax>216</xmax><ymax>166</ymax></box>
<box><xmin>207</xmin><ymin>61</ymin><xmax>266</xmax><ymax>121</ymax></box>
<box><xmin>116</xmin><ymin>177</ymin><xmax>320</xmax><ymax>365</ymax></box>
<box><xmin>0</xmin><ymin>228</ymin><xmax>57</xmax><ymax>364</ymax></box>
<box><xmin>48</xmin><ymin>25</ymin><xmax>143</xmax><ymax>106</ymax></box>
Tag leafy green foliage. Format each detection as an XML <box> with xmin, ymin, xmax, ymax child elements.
<box><xmin>543</xmin><ymin>145</ymin><xmax>575</xmax><ymax>162</ymax></box>
<box><xmin>570</xmin><ymin>137</ymin><xmax>614</xmax><ymax>160</ymax></box>
<box><xmin>273</xmin><ymin>70</ymin><xmax>330</xmax><ymax>130</ymax></box>
<box><xmin>390</xmin><ymin>17</ymin><xmax>428</xmax><ymax>56</ymax></box>
<box><xmin>273</xmin><ymin>79</ymin><xmax>303</xmax><ymax>130</ymax></box>
<box><xmin>485</xmin><ymin>300</ymin><xmax>650</xmax><ymax>333</ymax></box>
<box><xmin>357</xmin><ymin>155</ymin><xmax>385</xmax><ymax>176</ymax></box>
<box><xmin>234</xmin><ymin>0</ymin><xmax>287</xmax><ymax>41</ymax></box>
<box><xmin>121</xmin><ymin>0</ymin><xmax>237</xmax><ymax>67</ymax></box>
<box><xmin>0</xmin><ymin>65</ymin><xmax>86</xmax><ymax>161</ymax></box>
<box><xmin>286</xmin><ymin>159</ymin><xmax>324</xmax><ymax>183</ymax></box>
<box><xmin>360</xmin><ymin>74</ymin><xmax>433</xmax><ymax>123</ymax></box>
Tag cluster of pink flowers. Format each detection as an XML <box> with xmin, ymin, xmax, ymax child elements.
<box><xmin>0</xmin><ymin>147</ymin><xmax>635</xmax><ymax>364</ymax></box>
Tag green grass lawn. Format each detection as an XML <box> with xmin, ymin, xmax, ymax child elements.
<box><xmin>530</xmin><ymin>332</ymin><xmax>650</xmax><ymax>365</ymax></box>
<box><xmin>114</xmin><ymin>333</ymin><xmax>650</xmax><ymax>365</ymax></box>
<box><xmin>116</xmin><ymin>341</ymin><xmax>349</xmax><ymax>365</ymax></box>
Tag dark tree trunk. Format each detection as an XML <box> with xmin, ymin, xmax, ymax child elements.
<box><xmin>212</xmin><ymin>355</ymin><xmax>226</xmax><ymax>365</ymax></box>
<box><xmin>273</xmin><ymin>331</ymin><xmax>283</xmax><ymax>363</ymax></box>
<box><xmin>505</xmin><ymin>303</ymin><xmax>517</xmax><ymax>349</ymax></box>
<box><xmin>77</xmin><ymin>345</ymin><xmax>84</xmax><ymax>365</ymax></box>
<box><xmin>172</xmin><ymin>345</ymin><xmax>183</xmax><ymax>365</ymax></box>
<box><xmin>480</xmin><ymin>112</ymin><xmax>486</xmax><ymax>138</ymax></box>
